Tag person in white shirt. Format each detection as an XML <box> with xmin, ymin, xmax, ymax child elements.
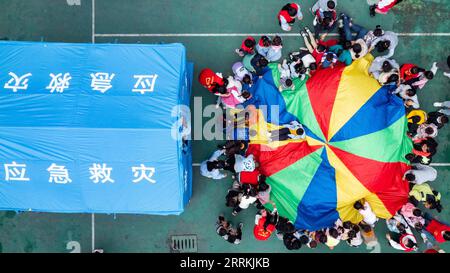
<box><xmin>232</xmin><ymin>62</ymin><xmax>251</xmax><ymax>82</ymax></box>
<box><xmin>354</xmin><ymin>200</ymin><xmax>378</xmax><ymax>227</ymax></box>
<box><xmin>234</xmin><ymin>154</ymin><xmax>257</xmax><ymax>173</ymax></box>
<box><xmin>311</xmin><ymin>0</ymin><xmax>337</xmax><ymax>14</ymax></box>
<box><xmin>268</xmin><ymin>121</ymin><xmax>306</xmax><ymax>142</ymax></box>
<box><xmin>369</xmin><ymin>56</ymin><xmax>399</xmax><ymax>80</ymax></box>
<box><xmin>372</xmin><ymin>31</ymin><xmax>398</xmax><ymax>59</ymax></box>
<box><xmin>200</xmin><ymin>149</ymin><xmax>227</xmax><ymax>180</ymax></box>
<box><xmin>404</xmin><ymin>164</ymin><xmax>437</xmax><ymax>185</ymax></box>
<box><xmin>232</xmin><ymin>184</ymin><xmax>258</xmax><ymax>216</ymax></box>
<box><xmin>278</xmin><ymin>3</ymin><xmax>303</xmax><ymax>32</ymax></box>
<box><xmin>412</xmin><ymin>123</ymin><xmax>438</xmax><ymax>141</ymax></box>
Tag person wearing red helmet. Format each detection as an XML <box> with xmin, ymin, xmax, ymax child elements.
<box><xmin>198</xmin><ymin>68</ymin><xmax>227</xmax><ymax>95</ymax></box>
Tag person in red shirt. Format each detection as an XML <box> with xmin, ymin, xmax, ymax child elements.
<box><xmin>198</xmin><ymin>68</ymin><xmax>228</xmax><ymax>95</ymax></box>
<box><xmin>399</xmin><ymin>63</ymin><xmax>425</xmax><ymax>83</ymax></box>
<box><xmin>278</xmin><ymin>3</ymin><xmax>303</xmax><ymax>32</ymax></box>
<box><xmin>300</xmin><ymin>27</ymin><xmax>338</xmax><ymax>66</ymax></box>
<box><xmin>422</xmin><ymin>213</ymin><xmax>450</xmax><ymax>243</ymax></box>
<box><xmin>235</xmin><ymin>36</ymin><xmax>256</xmax><ymax>57</ymax></box>
<box><xmin>253</xmin><ymin>206</ymin><xmax>278</xmax><ymax>241</ymax></box>
<box><xmin>239</xmin><ymin>169</ymin><xmax>262</xmax><ymax>186</ymax></box>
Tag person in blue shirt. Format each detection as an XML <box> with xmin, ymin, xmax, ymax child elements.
<box><xmin>320</xmin><ymin>52</ymin><xmax>338</xmax><ymax>68</ymax></box>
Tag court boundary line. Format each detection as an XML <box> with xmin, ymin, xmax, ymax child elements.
<box><xmin>94</xmin><ymin>33</ymin><xmax>450</xmax><ymax>38</ymax></box>
<box><xmin>92</xmin><ymin>0</ymin><xmax>95</xmax><ymax>43</ymax></box>
<box><xmin>91</xmin><ymin>213</ymin><xmax>95</xmax><ymax>252</ymax></box>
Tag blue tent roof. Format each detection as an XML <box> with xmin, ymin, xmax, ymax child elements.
<box><xmin>0</xmin><ymin>41</ymin><xmax>193</xmax><ymax>215</ymax></box>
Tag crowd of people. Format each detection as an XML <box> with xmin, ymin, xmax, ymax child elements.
<box><xmin>199</xmin><ymin>1</ymin><xmax>450</xmax><ymax>252</ymax></box>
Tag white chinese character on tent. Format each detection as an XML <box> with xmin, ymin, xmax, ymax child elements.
<box><xmin>47</xmin><ymin>163</ymin><xmax>72</xmax><ymax>184</ymax></box>
<box><xmin>131</xmin><ymin>164</ymin><xmax>156</xmax><ymax>183</ymax></box>
<box><xmin>132</xmin><ymin>74</ymin><xmax>158</xmax><ymax>94</ymax></box>
<box><xmin>3</xmin><ymin>72</ymin><xmax>32</xmax><ymax>92</ymax></box>
<box><xmin>89</xmin><ymin>163</ymin><xmax>114</xmax><ymax>183</ymax></box>
<box><xmin>46</xmin><ymin>73</ymin><xmax>72</xmax><ymax>93</ymax></box>
<box><xmin>90</xmin><ymin>72</ymin><xmax>115</xmax><ymax>93</ymax></box>
<box><xmin>4</xmin><ymin>161</ymin><xmax>30</xmax><ymax>181</ymax></box>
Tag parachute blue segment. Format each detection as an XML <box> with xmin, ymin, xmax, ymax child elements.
<box><xmin>0</xmin><ymin>41</ymin><xmax>193</xmax><ymax>215</ymax></box>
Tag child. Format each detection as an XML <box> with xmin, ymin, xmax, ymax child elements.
<box><xmin>409</xmin><ymin>183</ymin><xmax>442</xmax><ymax>213</ymax></box>
<box><xmin>346</xmin><ymin>225</ymin><xmax>363</xmax><ymax>247</ymax></box>
<box><xmin>278</xmin><ymin>3</ymin><xmax>303</xmax><ymax>32</ymax></box>
<box><xmin>232</xmin><ymin>184</ymin><xmax>258</xmax><ymax>216</ymax></box>
<box><xmin>320</xmin><ymin>52</ymin><xmax>338</xmax><ymax>68</ymax></box>
<box><xmin>329</xmin><ymin>41</ymin><xmax>353</xmax><ymax>66</ymax></box>
<box><xmin>312</xmin><ymin>230</ymin><xmax>328</xmax><ymax>245</ymax></box>
<box><xmin>386</xmin><ymin>232</ymin><xmax>418</xmax><ymax>252</ymax></box>
<box><xmin>372</xmin><ymin>31</ymin><xmax>398</xmax><ymax>58</ymax></box>
<box><xmin>311</xmin><ymin>0</ymin><xmax>337</xmax><ymax>14</ymax></box>
<box><xmin>256</xmin><ymin>36</ymin><xmax>271</xmax><ymax>57</ymax></box>
<box><xmin>412</xmin><ymin>123</ymin><xmax>438</xmax><ymax>141</ymax></box>
<box><xmin>364</xmin><ymin>25</ymin><xmax>385</xmax><ymax>49</ymax></box>
<box><xmin>254</xmin><ymin>207</ymin><xmax>278</xmax><ymax>240</ymax></box>
<box><xmin>325</xmin><ymin>227</ymin><xmax>341</xmax><ymax>250</ymax></box>
<box><xmin>256</xmin><ymin>180</ymin><xmax>272</xmax><ymax>207</ymax></box>
<box><xmin>220</xmin><ymin>76</ymin><xmax>246</xmax><ymax>109</ymax></box>
<box><xmin>300</xmin><ymin>26</ymin><xmax>331</xmax><ymax>65</ymax></box>
<box><xmin>403</xmin><ymin>164</ymin><xmax>437</xmax><ymax>185</ymax></box>
<box><xmin>235</xmin><ymin>36</ymin><xmax>256</xmax><ymax>57</ymax></box>
<box><xmin>399</xmin><ymin>203</ymin><xmax>425</xmax><ymax>231</ymax></box>
<box><xmin>220</xmin><ymin>140</ymin><xmax>247</xmax><ymax>157</ymax></box>
<box><xmin>427</xmin><ymin>111</ymin><xmax>448</xmax><ymax>129</ymax></box>
<box><xmin>232</xmin><ymin>62</ymin><xmax>252</xmax><ymax>83</ymax></box>
<box><xmin>216</xmin><ymin>215</ymin><xmax>243</xmax><ymax>245</ymax></box>
<box><xmin>408</xmin><ymin>69</ymin><xmax>437</xmax><ymax>91</ymax></box>
<box><xmin>421</xmin><ymin>213</ymin><xmax>450</xmax><ymax>243</ymax></box>
<box><xmin>399</xmin><ymin>63</ymin><xmax>425</xmax><ymax>83</ymax></box>
<box><xmin>378</xmin><ymin>71</ymin><xmax>399</xmax><ymax>86</ymax></box>
<box><xmin>268</xmin><ymin>121</ymin><xmax>306</xmax><ymax>142</ymax></box>
<box><xmin>250</xmin><ymin>54</ymin><xmax>270</xmax><ymax>76</ymax></box>
<box><xmin>350</xmin><ymin>39</ymin><xmax>369</xmax><ymax>60</ymax></box>
<box><xmin>360</xmin><ymin>224</ymin><xmax>379</xmax><ymax>249</ymax></box>
<box><xmin>296</xmin><ymin>230</ymin><xmax>318</xmax><ymax>249</ymax></box>
<box><xmin>200</xmin><ymin>149</ymin><xmax>227</xmax><ymax>180</ymax></box>
<box><xmin>289</xmin><ymin>49</ymin><xmax>317</xmax><ymax>72</ymax></box>
<box><xmin>278</xmin><ymin>59</ymin><xmax>294</xmax><ymax>91</ymax></box>
<box><xmin>313</xmin><ymin>9</ymin><xmax>337</xmax><ymax>39</ymax></box>
<box><xmin>354</xmin><ymin>200</ymin><xmax>378</xmax><ymax>227</ymax></box>
<box><xmin>265</xmin><ymin>36</ymin><xmax>283</xmax><ymax>62</ymax></box>
<box><xmin>216</xmin><ymin>214</ymin><xmax>231</xmax><ymax>241</ymax></box>
<box><xmin>369</xmin><ymin>57</ymin><xmax>400</xmax><ymax>80</ymax></box>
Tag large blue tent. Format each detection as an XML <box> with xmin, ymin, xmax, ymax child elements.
<box><xmin>0</xmin><ymin>41</ymin><xmax>193</xmax><ymax>215</ymax></box>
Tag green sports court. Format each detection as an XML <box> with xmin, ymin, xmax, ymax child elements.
<box><xmin>0</xmin><ymin>0</ymin><xmax>449</xmax><ymax>253</ymax></box>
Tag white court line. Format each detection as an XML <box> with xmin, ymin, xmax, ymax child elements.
<box><xmin>94</xmin><ymin>33</ymin><xmax>450</xmax><ymax>38</ymax></box>
<box><xmin>192</xmin><ymin>163</ymin><xmax>450</xmax><ymax>167</ymax></box>
<box><xmin>91</xmin><ymin>213</ymin><xmax>95</xmax><ymax>252</ymax></box>
<box><xmin>91</xmin><ymin>0</ymin><xmax>95</xmax><ymax>43</ymax></box>
<box><xmin>430</xmin><ymin>163</ymin><xmax>450</xmax><ymax>167</ymax></box>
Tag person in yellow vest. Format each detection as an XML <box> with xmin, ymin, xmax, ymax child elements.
<box><xmin>409</xmin><ymin>183</ymin><xmax>442</xmax><ymax>213</ymax></box>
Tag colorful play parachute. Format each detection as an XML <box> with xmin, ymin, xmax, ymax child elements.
<box><xmin>246</xmin><ymin>55</ymin><xmax>413</xmax><ymax>231</ymax></box>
